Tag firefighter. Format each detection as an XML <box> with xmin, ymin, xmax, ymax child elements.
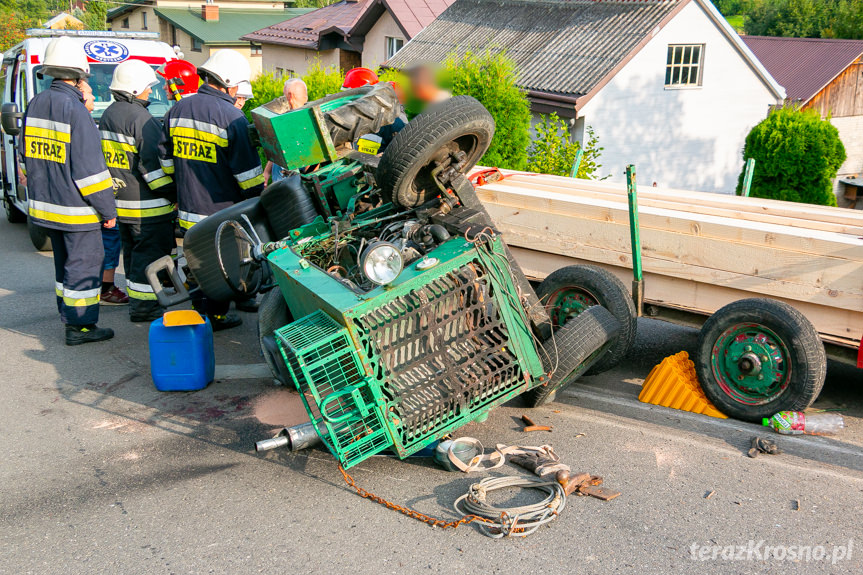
<box><xmin>20</xmin><ymin>37</ymin><xmax>117</xmax><ymax>345</ymax></box>
<box><xmin>158</xmin><ymin>49</ymin><xmax>265</xmax><ymax>330</ymax></box>
<box><xmin>234</xmin><ymin>81</ymin><xmax>253</xmax><ymax>110</ymax></box>
<box><xmin>100</xmin><ymin>59</ymin><xmax>177</xmax><ymax>322</ymax></box>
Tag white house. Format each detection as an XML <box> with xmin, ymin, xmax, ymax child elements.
<box><xmin>386</xmin><ymin>0</ymin><xmax>786</xmax><ymax>193</ymax></box>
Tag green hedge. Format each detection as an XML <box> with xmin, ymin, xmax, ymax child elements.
<box><xmin>736</xmin><ymin>107</ymin><xmax>846</xmax><ymax>206</ymax></box>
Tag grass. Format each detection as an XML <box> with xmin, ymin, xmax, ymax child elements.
<box><xmin>725</xmin><ymin>14</ymin><xmax>745</xmax><ymax>32</ymax></box>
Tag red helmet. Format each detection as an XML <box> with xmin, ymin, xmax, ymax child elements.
<box><xmin>342</xmin><ymin>67</ymin><xmax>379</xmax><ymax>89</ymax></box>
<box><xmin>158</xmin><ymin>60</ymin><xmax>200</xmax><ymax>96</ymax></box>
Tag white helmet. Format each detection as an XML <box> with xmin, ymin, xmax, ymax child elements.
<box><xmin>110</xmin><ymin>59</ymin><xmax>159</xmax><ymax>96</ymax></box>
<box><xmin>41</xmin><ymin>36</ymin><xmax>90</xmax><ymax>80</ymax></box>
<box><xmin>197</xmin><ymin>49</ymin><xmax>251</xmax><ymax>88</ymax></box>
<box><xmin>236</xmin><ymin>81</ymin><xmax>253</xmax><ymax>99</ymax></box>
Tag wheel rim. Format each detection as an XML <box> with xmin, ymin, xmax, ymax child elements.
<box><xmin>546</xmin><ymin>286</ymin><xmax>599</xmax><ymax>327</ymax></box>
<box><xmin>409</xmin><ymin>135</ymin><xmax>480</xmax><ymax>200</ymax></box>
<box><xmin>710</xmin><ymin>322</ymin><xmax>791</xmax><ymax>405</ymax></box>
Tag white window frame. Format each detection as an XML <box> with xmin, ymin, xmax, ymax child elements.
<box><xmin>385</xmin><ymin>36</ymin><xmax>404</xmax><ymax>60</ymax></box>
<box><xmin>665</xmin><ymin>44</ymin><xmax>704</xmax><ymax>88</ymax></box>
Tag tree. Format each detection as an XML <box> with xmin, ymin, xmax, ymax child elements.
<box><xmin>0</xmin><ymin>10</ymin><xmax>35</xmax><ymax>51</ymax></box>
<box><xmin>527</xmin><ymin>113</ymin><xmax>605</xmax><ymax>179</ymax></box>
<box><xmin>736</xmin><ymin>106</ymin><xmax>846</xmax><ymax>206</ymax></box>
<box><xmin>81</xmin><ymin>0</ymin><xmax>107</xmax><ymax>30</ymax></box>
<box><xmin>823</xmin><ymin>0</ymin><xmax>863</xmax><ymax>39</ymax></box>
<box><xmin>443</xmin><ymin>50</ymin><xmax>531</xmax><ymax>171</ymax></box>
<box><xmin>292</xmin><ymin>0</ymin><xmax>338</xmax><ymax>7</ymax></box>
<box><xmin>743</xmin><ymin>0</ymin><xmax>829</xmax><ymax>37</ymax></box>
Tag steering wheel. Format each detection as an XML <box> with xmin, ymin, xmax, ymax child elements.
<box><xmin>214</xmin><ymin>219</ymin><xmax>263</xmax><ymax>298</ymax></box>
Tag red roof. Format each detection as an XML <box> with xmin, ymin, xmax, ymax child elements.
<box><xmin>243</xmin><ymin>0</ymin><xmax>455</xmax><ymax>49</ymax></box>
<box><xmin>742</xmin><ymin>35</ymin><xmax>863</xmax><ymax>104</ymax></box>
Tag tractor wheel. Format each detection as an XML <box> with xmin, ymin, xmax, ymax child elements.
<box><xmin>524</xmin><ymin>305</ymin><xmax>621</xmax><ymax>408</ymax></box>
<box><xmin>28</xmin><ymin>217</ymin><xmax>52</xmax><ymax>251</ymax></box>
<box><xmin>257</xmin><ymin>289</ymin><xmax>293</xmax><ymax>385</ymax></box>
<box><xmin>377</xmin><ymin>95</ymin><xmax>494</xmax><ymax>209</ymax></box>
<box><xmin>536</xmin><ymin>265</ymin><xmax>637</xmax><ymax>375</ymax></box>
<box><xmin>183</xmin><ymin>198</ymin><xmax>273</xmax><ymax>303</ymax></box>
<box><xmin>260</xmin><ymin>173</ymin><xmax>319</xmax><ymax>239</ymax></box>
<box><xmin>322</xmin><ymin>83</ymin><xmax>400</xmax><ymax>148</ymax></box>
<box><xmin>695</xmin><ymin>298</ymin><xmax>826</xmax><ymax>422</ymax></box>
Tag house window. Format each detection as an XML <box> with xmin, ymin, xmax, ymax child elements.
<box><xmin>142</xmin><ymin>11</ymin><xmax>148</xmax><ymax>30</ymax></box>
<box><xmin>275</xmin><ymin>67</ymin><xmax>294</xmax><ymax>77</ymax></box>
<box><xmin>250</xmin><ymin>43</ymin><xmax>262</xmax><ymax>56</ymax></box>
<box><xmin>385</xmin><ymin>36</ymin><xmax>404</xmax><ymax>60</ymax></box>
<box><xmin>121</xmin><ymin>17</ymin><xmax>129</xmax><ymax>29</ymax></box>
<box><xmin>191</xmin><ymin>37</ymin><xmax>202</xmax><ymax>52</ymax></box>
<box><xmin>665</xmin><ymin>44</ymin><xmax>703</xmax><ymax>87</ymax></box>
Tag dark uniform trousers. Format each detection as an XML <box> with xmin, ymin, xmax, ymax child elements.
<box><xmin>46</xmin><ymin>228</ymin><xmax>104</xmax><ymax>326</ymax></box>
<box><xmin>120</xmin><ymin>220</ymin><xmax>176</xmax><ymax>316</ymax></box>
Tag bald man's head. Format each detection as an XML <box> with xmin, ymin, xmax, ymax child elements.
<box><xmin>283</xmin><ymin>78</ymin><xmax>308</xmax><ymax>110</ymax></box>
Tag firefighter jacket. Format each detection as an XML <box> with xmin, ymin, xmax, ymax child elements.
<box><xmin>99</xmin><ymin>92</ymin><xmax>176</xmax><ymax>224</ymax></box>
<box><xmin>158</xmin><ymin>84</ymin><xmax>264</xmax><ymax>230</ymax></box>
<box><xmin>20</xmin><ymin>80</ymin><xmax>116</xmax><ymax>231</ymax></box>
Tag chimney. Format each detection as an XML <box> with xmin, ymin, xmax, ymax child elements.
<box><xmin>202</xmin><ymin>2</ymin><xmax>219</xmax><ymax>21</ymax></box>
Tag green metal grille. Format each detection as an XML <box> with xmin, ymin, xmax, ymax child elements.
<box><xmin>276</xmin><ymin>310</ymin><xmax>393</xmax><ymax>468</ymax></box>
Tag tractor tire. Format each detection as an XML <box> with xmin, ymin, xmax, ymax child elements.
<box><xmin>536</xmin><ymin>265</ymin><xmax>637</xmax><ymax>375</ymax></box>
<box><xmin>695</xmin><ymin>298</ymin><xmax>826</xmax><ymax>422</ymax></box>
<box><xmin>28</xmin><ymin>217</ymin><xmax>52</xmax><ymax>251</ymax></box>
<box><xmin>183</xmin><ymin>198</ymin><xmax>274</xmax><ymax>303</ymax></box>
<box><xmin>260</xmin><ymin>173</ymin><xmax>319</xmax><ymax>239</ymax></box>
<box><xmin>524</xmin><ymin>305</ymin><xmax>621</xmax><ymax>408</ymax></box>
<box><xmin>323</xmin><ymin>83</ymin><xmax>400</xmax><ymax>148</ymax></box>
<box><xmin>4</xmin><ymin>196</ymin><xmax>25</xmax><ymax>223</ymax></box>
<box><xmin>257</xmin><ymin>289</ymin><xmax>293</xmax><ymax>385</ymax></box>
<box><xmin>377</xmin><ymin>95</ymin><xmax>494</xmax><ymax>209</ymax></box>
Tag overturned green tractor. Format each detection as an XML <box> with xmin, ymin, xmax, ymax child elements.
<box><xmin>147</xmin><ymin>84</ymin><xmax>636</xmax><ymax>469</ymax></box>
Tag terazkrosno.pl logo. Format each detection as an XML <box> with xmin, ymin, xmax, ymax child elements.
<box><xmin>690</xmin><ymin>540</ymin><xmax>853</xmax><ymax>565</ymax></box>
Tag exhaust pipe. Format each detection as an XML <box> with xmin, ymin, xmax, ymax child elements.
<box><xmin>255</xmin><ymin>422</ymin><xmax>321</xmax><ymax>452</ymax></box>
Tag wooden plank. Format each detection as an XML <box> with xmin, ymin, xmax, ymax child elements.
<box><xmin>479</xmin><ymin>184</ymin><xmax>863</xmax><ymax>262</ymax></box>
<box><xmin>482</xmin><ymin>169</ymin><xmax>863</xmax><ymax>227</ymax></box>
<box><xmin>490</xmin><ymin>213</ymin><xmax>863</xmax><ymax>311</ymax></box>
<box><xmin>505</xmin><ymin>173</ymin><xmax>863</xmax><ymax>226</ymax></box>
<box><xmin>508</xmin><ymin>246</ymin><xmax>863</xmax><ymax>343</ymax></box>
<box><xmin>484</xmin><ymin>177</ymin><xmax>863</xmax><ymax>236</ymax></box>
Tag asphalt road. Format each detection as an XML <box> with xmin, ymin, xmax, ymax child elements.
<box><xmin>1</xmin><ymin>217</ymin><xmax>862</xmax><ymax>575</ymax></box>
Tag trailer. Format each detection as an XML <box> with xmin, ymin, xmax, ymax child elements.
<box><xmin>471</xmin><ymin>167</ymin><xmax>863</xmax><ymax>422</ymax></box>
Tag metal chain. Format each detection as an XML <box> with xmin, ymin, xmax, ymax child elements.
<box><xmin>338</xmin><ymin>465</ymin><xmax>495</xmax><ymax>530</ymax></box>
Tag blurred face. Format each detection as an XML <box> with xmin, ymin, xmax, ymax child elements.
<box><xmin>234</xmin><ymin>96</ymin><xmax>246</xmax><ymax>110</ymax></box>
<box><xmin>78</xmin><ymin>80</ymin><xmax>94</xmax><ymax>112</ymax></box>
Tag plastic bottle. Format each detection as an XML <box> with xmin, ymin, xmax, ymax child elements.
<box><xmin>763</xmin><ymin>411</ymin><xmax>845</xmax><ymax>436</ymax></box>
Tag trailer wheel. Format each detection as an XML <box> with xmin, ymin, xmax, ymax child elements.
<box><xmin>695</xmin><ymin>298</ymin><xmax>826</xmax><ymax>422</ymax></box>
<box><xmin>377</xmin><ymin>96</ymin><xmax>494</xmax><ymax>209</ymax></box>
<box><xmin>536</xmin><ymin>265</ymin><xmax>637</xmax><ymax>375</ymax></box>
<box><xmin>258</xmin><ymin>289</ymin><xmax>293</xmax><ymax>385</ymax></box>
<box><xmin>28</xmin><ymin>217</ymin><xmax>52</xmax><ymax>251</ymax></box>
<box><xmin>4</xmin><ymin>197</ymin><xmax>25</xmax><ymax>223</ymax></box>
<box><xmin>524</xmin><ymin>305</ymin><xmax>621</xmax><ymax>407</ymax></box>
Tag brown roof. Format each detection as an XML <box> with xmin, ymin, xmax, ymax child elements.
<box><xmin>243</xmin><ymin>0</ymin><xmax>454</xmax><ymax>50</ymax></box>
<box><xmin>742</xmin><ymin>35</ymin><xmax>863</xmax><ymax>104</ymax></box>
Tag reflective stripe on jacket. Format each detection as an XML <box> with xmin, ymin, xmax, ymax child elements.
<box><xmin>158</xmin><ymin>85</ymin><xmax>264</xmax><ymax>226</ymax></box>
<box><xmin>20</xmin><ymin>80</ymin><xmax>117</xmax><ymax>231</ymax></box>
<box><xmin>98</xmin><ymin>92</ymin><xmax>176</xmax><ymax>224</ymax></box>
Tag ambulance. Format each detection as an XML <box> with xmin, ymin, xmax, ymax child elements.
<box><xmin>0</xmin><ymin>29</ymin><xmax>180</xmax><ymax>250</ymax></box>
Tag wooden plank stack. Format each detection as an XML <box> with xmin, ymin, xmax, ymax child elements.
<box><xmin>472</xmin><ymin>169</ymin><xmax>863</xmax><ymax>346</ymax></box>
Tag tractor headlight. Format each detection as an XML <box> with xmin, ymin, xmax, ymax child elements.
<box><xmin>361</xmin><ymin>242</ymin><xmax>403</xmax><ymax>286</ymax></box>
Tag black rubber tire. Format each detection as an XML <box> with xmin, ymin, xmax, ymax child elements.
<box><xmin>377</xmin><ymin>95</ymin><xmax>494</xmax><ymax>209</ymax></box>
<box><xmin>257</xmin><ymin>289</ymin><xmax>293</xmax><ymax>385</ymax></box>
<box><xmin>28</xmin><ymin>217</ymin><xmax>52</xmax><ymax>251</ymax></box>
<box><xmin>183</xmin><ymin>198</ymin><xmax>273</xmax><ymax>303</ymax></box>
<box><xmin>260</xmin><ymin>173</ymin><xmax>319</xmax><ymax>239</ymax></box>
<box><xmin>4</xmin><ymin>197</ymin><xmax>26</xmax><ymax>223</ymax></box>
<box><xmin>324</xmin><ymin>83</ymin><xmax>400</xmax><ymax>148</ymax></box>
<box><xmin>524</xmin><ymin>305</ymin><xmax>621</xmax><ymax>408</ymax></box>
<box><xmin>695</xmin><ymin>298</ymin><xmax>826</xmax><ymax>422</ymax></box>
<box><xmin>536</xmin><ymin>265</ymin><xmax>637</xmax><ymax>375</ymax></box>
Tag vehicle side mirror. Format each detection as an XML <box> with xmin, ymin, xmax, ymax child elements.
<box><xmin>1</xmin><ymin>102</ymin><xmax>22</xmax><ymax>136</ymax></box>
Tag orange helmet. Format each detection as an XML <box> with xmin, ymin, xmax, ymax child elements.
<box><xmin>342</xmin><ymin>67</ymin><xmax>379</xmax><ymax>89</ymax></box>
<box><xmin>158</xmin><ymin>60</ymin><xmax>200</xmax><ymax>96</ymax></box>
